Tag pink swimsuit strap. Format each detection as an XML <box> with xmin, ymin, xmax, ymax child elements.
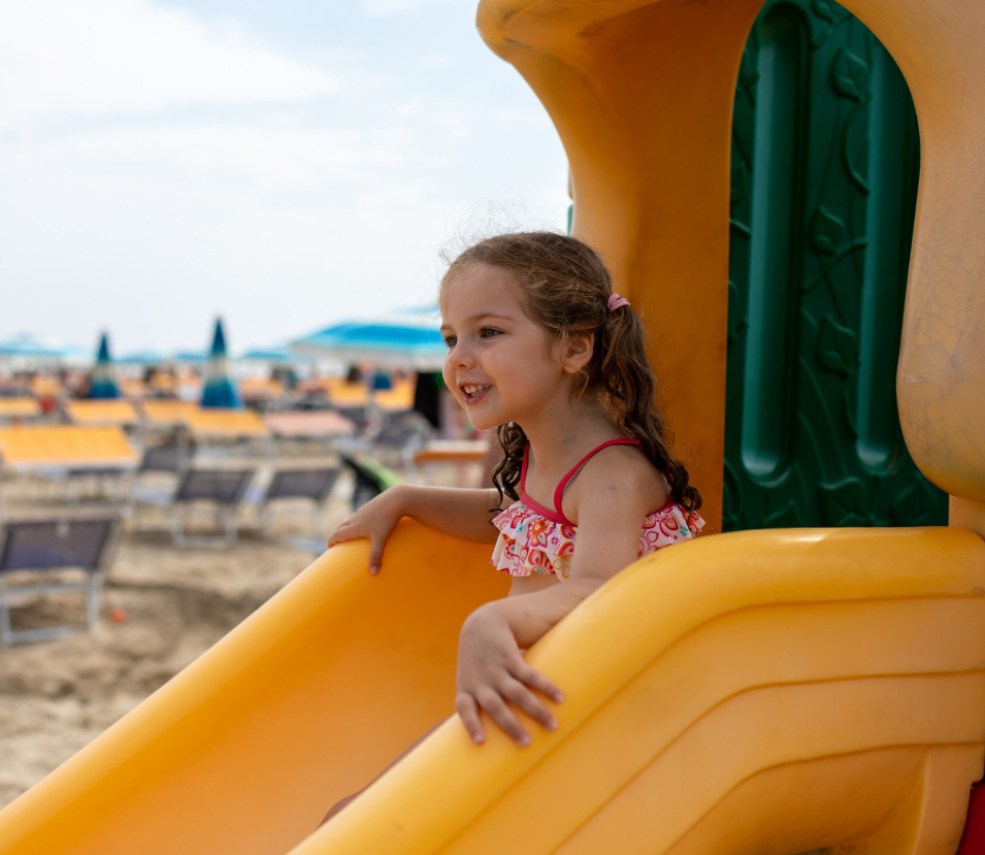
<box><xmin>520</xmin><ymin>438</ymin><xmax>642</xmax><ymax>525</ymax></box>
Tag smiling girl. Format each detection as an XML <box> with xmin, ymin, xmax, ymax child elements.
<box><xmin>328</xmin><ymin>230</ymin><xmax>703</xmax><ymax>749</ymax></box>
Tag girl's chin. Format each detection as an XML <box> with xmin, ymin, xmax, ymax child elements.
<box><xmin>462</xmin><ymin>406</ymin><xmax>500</xmax><ymax>432</ymax></box>
<box><xmin>466</xmin><ymin>415</ymin><xmax>498</xmax><ymax>431</ymax></box>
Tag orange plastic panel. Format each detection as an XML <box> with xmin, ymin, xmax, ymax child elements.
<box><xmin>478</xmin><ymin>0</ymin><xmax>985</xmax><ymax>528</ymax></box>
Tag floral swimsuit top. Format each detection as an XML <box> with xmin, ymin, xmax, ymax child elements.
<box><xmin>491</xmin><ymin>438</ymin><xmax>704</xmax><ymax>581</ymax></box>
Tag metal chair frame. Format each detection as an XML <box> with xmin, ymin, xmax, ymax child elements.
<box><xmin>250</xmin><ymin>466</ymin><xmax>341</xmax><ymax>535</ymax></box>
<box><xmin>0</xmin><ymin>514</ymin><xmax>122</xmax><ymax>645</ymax></box>
<box><xmin>131</xmin><ymin>466</ymin><xmax>255</xmax><ymax>548</ymax></box>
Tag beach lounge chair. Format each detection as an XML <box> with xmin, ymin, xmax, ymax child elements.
<box><xmin>0</xmin><ymin>425</ymin><xmax>139</xmax><ymax>475</ymax></box>
<box><xmin>63</xmin><ymin>400</ymin><xmax>141</xmax><ymax>428</ymax></box>
<box><xmin>136</xmin><ymin>440</ymin><xmax>188</xmax><ymax>476</ymax></box>
<box><xmin>247</xmin><ymin>466</ymin><xmax>341</xmax><ymax>536</ymax></box>
<box><xmin>0</xmin><ymin>513</ymin><xmax>122</xmax><ymax>645</ymax></box>
<box><xmin>184</xmin><ymin>408</ymin><xmax>273</xmax><ymax>460</ymax></box>
<box><xmin>0</xmin><ymin>424</ymin><xmax>139</xmax><ymax>505</ymax></box>
<box><xmin>131</xmin><ymin>466</ymin><xmax>256</xmax><ymax>547</ymax></box>
<box><xmin>340</xmin><ymin>454</ymin><xmax>401</xmax><ymax>510</ymax></box>
<box><xmin>0</xmin><ymin>398</ymin><xmax>42</xmax><ymax>423</ymax></box>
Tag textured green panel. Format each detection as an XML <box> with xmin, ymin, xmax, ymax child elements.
<box><xmin>724</xmin><ymin>0</ymin><xmax>947</xmax><ymax>530</ymax></box>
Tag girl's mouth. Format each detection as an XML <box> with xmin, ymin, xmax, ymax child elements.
<box><xmin>460</xmin><ymin>383</ymin><xmax>490</xmax><ymax>403</ymax></box>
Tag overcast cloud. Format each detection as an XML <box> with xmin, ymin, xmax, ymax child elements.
<box><xmin>0</xmin><ymin>0</ymin><xmax>568</xmax><ymax>356</ymax></box>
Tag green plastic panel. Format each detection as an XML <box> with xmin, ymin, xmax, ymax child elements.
<box><xmin>724</xmin><ymin>0</ymin><xmax>947</xmax><ymax>530</ymax></box>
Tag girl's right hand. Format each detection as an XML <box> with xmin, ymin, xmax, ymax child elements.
<box><xmin>327</xmin><ymin>486</ymin><xmax>407</xmax><ymax>575</ymax></box>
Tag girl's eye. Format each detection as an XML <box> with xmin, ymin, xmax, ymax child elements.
<box><xmin>442</xmin><ymin>335</ymin><xmax>457</xmax><ymax>349</ymax></box>
<box><xmin>479</xmin><ymin>327</ymin><xmax>501</xmax><ymax>339</ymax></box>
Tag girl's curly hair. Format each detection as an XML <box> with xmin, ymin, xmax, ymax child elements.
<box><xmin>444</xmin><ymin>231</ymin><xmax>701</xmax><ymax>515</ymax></box>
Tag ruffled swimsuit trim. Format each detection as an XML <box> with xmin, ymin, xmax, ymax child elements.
<box><xmin>490</xmin><ymin>439</ymin><xmax>704</xmax><ymax>580</ymax></box>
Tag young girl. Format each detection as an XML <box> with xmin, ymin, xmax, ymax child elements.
<box><xmin>328</xmin><ymin>230</ymin><xmax>702</xmax><ymax>749</ymax></box>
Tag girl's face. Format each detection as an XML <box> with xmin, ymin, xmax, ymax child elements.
<box><xmin>439</xmin><ymin>262</ymin><xmax>571</xmax><ymax>431</ymax></box>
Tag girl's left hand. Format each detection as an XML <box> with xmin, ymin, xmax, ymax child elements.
<box><xmin>455</xmin><ymin>603</ymin><xmax>563</xmax><ymax>747</ymax></box>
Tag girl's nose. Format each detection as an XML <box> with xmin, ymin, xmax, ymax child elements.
<box><xmin>449</xmin><ymin>341</ymin><xmax>473</xmax><ymax>368</ymax></box>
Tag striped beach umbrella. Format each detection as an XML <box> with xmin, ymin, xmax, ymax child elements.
<box><xmin>87</xmin><ymin>332</ymin><xmax>121</xmax><ymax>399</ymax></box>
<box><xmin>200</xmin><ymin>318</ymin><xmax>242</xmax><ymax>409</ymax></box>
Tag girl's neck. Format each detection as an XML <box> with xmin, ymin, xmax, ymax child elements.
<box><xmin>518</xmin><ymin>396</ymin><xmax>621</xmax><ymax>476</ymax></box>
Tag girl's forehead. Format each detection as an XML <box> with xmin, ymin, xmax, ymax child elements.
<box><xmin>440</xmin><ymin>263</ymin><xmax>526</xmax><ymax>313</ymax></box>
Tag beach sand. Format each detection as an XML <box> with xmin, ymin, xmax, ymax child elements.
<box><xmin>0</xmin><ymin>459</ymin><xmax>353</xmax><ymax>809</ymax></box>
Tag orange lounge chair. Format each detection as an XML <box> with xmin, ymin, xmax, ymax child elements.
<box><xmin>0</xmin><ymin>425</ymin><xmax>138</xmax><ymax>474</ymax></box>
<box><xmin>63</xmin><ymin>400</ymin><xmax>141</xmax><ymax>428</ymax></box>
<box><xmin>0</xmin><ymin>399</ymin><xmax>42</xmax><ymax>422</ymax></box>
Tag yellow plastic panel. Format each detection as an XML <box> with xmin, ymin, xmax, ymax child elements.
<box><xmin>296</xmin><ymin>526</ymin><xmax>985</xmax><ymax>854</ymax></box>
<box><xmin>0</xmin><ymin>525</ymin><xmax>983</xmax><ymax>853</ymax></box>
<box><xmin>0</xmin><ymin>523</ymin><xmax>505</xmax><ymax>855</ymax></box>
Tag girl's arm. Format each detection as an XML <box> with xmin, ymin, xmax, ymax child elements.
<box><xmin>456</xmin><ymin>450</ymin><xmax>666</xmax><ymax>745</ymax></box>
<box><xmin>328</xmin><ymin>483</ymin><xmax>501</xmax><ymax>574</ymax></box>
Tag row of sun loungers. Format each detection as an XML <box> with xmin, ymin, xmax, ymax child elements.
<box><xmin>0</xmin><ymin>405</ymin><xmax>490</xmax><ymax>646</ymax></box>
<box><xmin>0</xmin><ymin>463</ymin><xmax>344</xmax><ymax>646</ymax></box>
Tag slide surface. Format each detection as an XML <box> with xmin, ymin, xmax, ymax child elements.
<box><xmin>1</xmin><ymin>523</ymin><xmax>985</xmax><ymax>853</ymax></box>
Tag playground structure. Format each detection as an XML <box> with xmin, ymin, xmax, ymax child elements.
<box><xmin>1</xmin><ymin>0</ymin><xmax>985</xmax><ymax>852</ymax></box>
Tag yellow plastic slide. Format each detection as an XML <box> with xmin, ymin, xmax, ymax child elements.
<box><xmin>1</xmin><ymin>521</ymin><xmax>985</xmax><ymax>853</ymax></box>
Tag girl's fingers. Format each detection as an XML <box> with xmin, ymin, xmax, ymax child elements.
<box><xmin>513</xmin><ymin>662</ymin><xmax>564</xmax><ymax>705</ymax></box>
<box><xmin>455</xmin><ymin>692</ymin><xmax>486</xmax><ymax>745</ymax></box>
<box><xmin>325</xmin><ymin>520</ymin><xmax>389</xmax><ymax>574</ymax></box>
<box><xmin>474</xmin><ymin>688</ymin><xmax>530</xmax><ymax>747</ymax></box>
<box><xmin>500</xmin><ymin>678</ymin><xmax>557</xmax><ymax>732</ymax></box>
<box><xmin>327</xmin><ymin>519</ymin><xmax>358</xmax><ymax>547</ymax></box>
<box><xmin>367</xmin><ymin>538</ymin><xmax>385</xmax><ymax>575</ymax></box>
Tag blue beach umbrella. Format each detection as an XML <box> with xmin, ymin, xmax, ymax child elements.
<box><xmin>289</xmin><ymin>307</ymin><xmax>445</xmax><ymax>371</ymax></box>
<box><xmin>0</xmin><ymin>332</ymin><xmax>77</xmax><ymax>366</ymax></box>
<box><xmin>200</xmin><ymin>318</ymin><xmax>242</xmax><ymax>409</ymax></box>
<box><xmin>87</xmin><ymin>332</ymin><xmax>121</xmax><ymax>399</ymax></box>
<box><xmin>171</xmin><ymin>350</ymin><xmax>207</xmax><ymax>364</ymax></box>
<box><xmin>239</xmin><ymin>344</ymin><xmax>296</xmax><ymax>364</ymax></box>
<box><xmin>118</xmin><ymin>349</ymin><xmax>171</xmax><ymax>366</ymax></box>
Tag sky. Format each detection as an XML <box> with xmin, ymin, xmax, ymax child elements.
<box><xmin>0</xmin><ymin>0</ymin><xmax>569</xmax><ymax>358</ymax></box>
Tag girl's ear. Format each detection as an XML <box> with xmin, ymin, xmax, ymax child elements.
<box><xmin>560</xmin><ymin>331</ymin><xmax>595</xmax><ymax>374</ymax></box>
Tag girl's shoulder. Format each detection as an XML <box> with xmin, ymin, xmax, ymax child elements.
<box><xmin>564</xmin><ymin>439</ymin><xmax>669</xmax><ymax>521</ymax></box>
<box><xmin>581</xmin><ymin>437</ymin><xmax>661</xmax><ymax>479</ymax></box>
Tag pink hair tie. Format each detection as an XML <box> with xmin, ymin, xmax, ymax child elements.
<box><xmin>607</xmin><ymin>292</ymin><xmax>630</xmax><ymax>312</ymax></box>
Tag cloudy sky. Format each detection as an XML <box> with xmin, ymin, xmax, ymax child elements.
<box><xmin>0</xmin><ymin>0</ymin><xmax>569</xmax><ymax>357</ymax></box>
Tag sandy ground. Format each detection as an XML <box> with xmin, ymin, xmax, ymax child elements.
<box><xmin>0</xmin><ymin>449</ymin><xmax>356</xmax><ymax>809</ymax></box>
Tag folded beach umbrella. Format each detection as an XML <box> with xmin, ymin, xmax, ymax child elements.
<box><xmin>200</xmin><ymin>317</ymin><xmax>242</xmax><ymax>409</ymax></box>
<box><xmin>289</xmin><ymin>307</ymin><xmax>445</xmax><ymax>371</ymax></box>
<box><xmin>87</xmin><ymin>332</ymin><xmax>121</xmax><ymax>399</ymax></box>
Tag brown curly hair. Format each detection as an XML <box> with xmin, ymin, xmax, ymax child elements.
<box><xmin>444</xmin><ymin>231</ymin><xmax>701</xmax><ymax>515</ymax></box>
